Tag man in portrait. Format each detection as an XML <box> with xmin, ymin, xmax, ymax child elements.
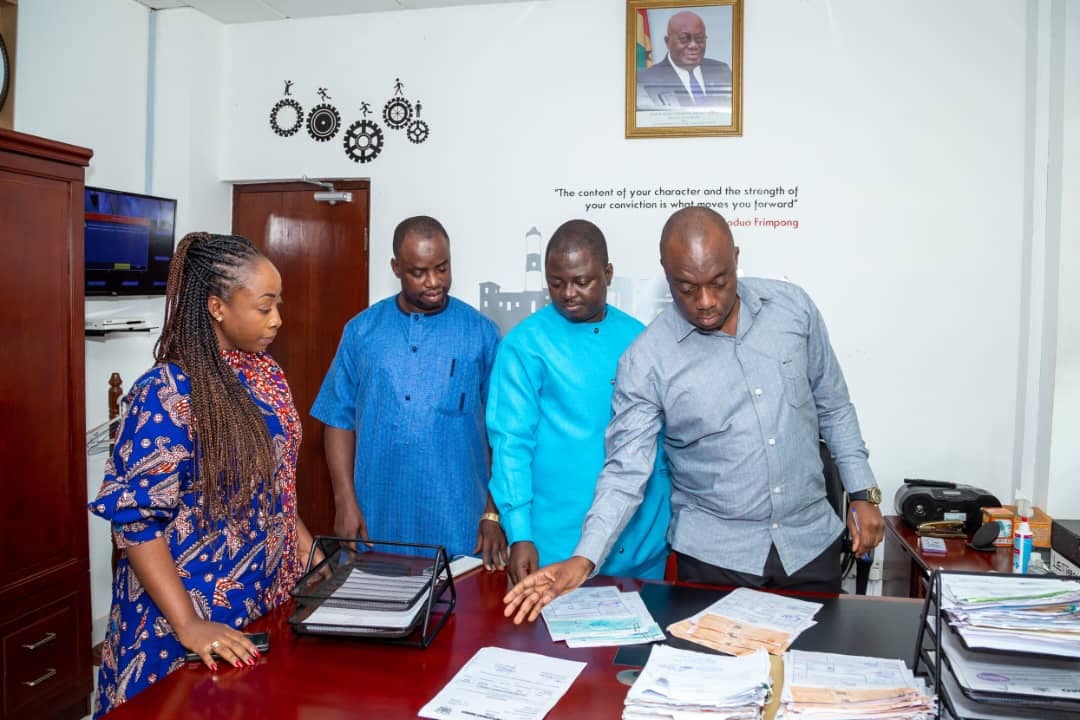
<box><xmin>636</xmin><ymin>9</ymin><xmax>732</xmax><ymax>111</ymax></box>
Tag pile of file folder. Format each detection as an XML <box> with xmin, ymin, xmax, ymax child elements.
<box><xmin>923</xmin><ymin>573</ymin><xmax>1080</xmax><ymax>719</ymax></box>
<box><xmin>777</xmin><ymin>650</ymin><xmax>935</xmax><ymax>719</ymax></box>
<box><xmin>623</xmin><ymin>645</ymin><xmax>772</xmax><ymax>720</ymax></box>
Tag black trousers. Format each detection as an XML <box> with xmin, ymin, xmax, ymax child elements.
<box><xmin>675</xmin><ymin>538</ymin><xmax>842</xmax><ymax>594</ymax></box>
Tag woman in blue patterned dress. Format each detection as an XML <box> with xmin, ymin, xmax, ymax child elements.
<box><xmin>89</xmin><ymin>233</ymin><xmax>320</xmax><ymax>716</ymax></box>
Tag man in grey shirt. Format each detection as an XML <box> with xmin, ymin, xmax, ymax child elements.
<box><xmin>505</xmin><ymin>206</ymin><xmax>885</xmax><ymax>622</ymax></box>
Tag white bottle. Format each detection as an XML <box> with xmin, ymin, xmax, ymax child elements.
<box><xmin>1012</xmin><ymin>498</ymin><xmax>1033</xmax><ymax>574</ymax></box>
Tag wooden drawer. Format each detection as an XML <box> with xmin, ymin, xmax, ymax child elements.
<box><xmin>2</xmin><ymin>597</ymin><xmax>81</xmax><ymax>718</ymax></box>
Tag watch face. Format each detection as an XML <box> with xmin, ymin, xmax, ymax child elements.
<box><xmin>867</xmin><ymin>487</ymin><xmax>882</xmax><ymax>504</ymax></box>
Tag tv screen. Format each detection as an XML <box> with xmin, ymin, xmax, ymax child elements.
<box><xmin>84</xmin><ymin>187</ymin><xmax>177</xmax><ymax>296</ymax></box>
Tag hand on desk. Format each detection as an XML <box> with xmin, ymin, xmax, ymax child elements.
<box><xmin>176</xmin><ymin>618</ymin><xmax>259</xmax><ymax>670</ymax></box>
<box><xmin>475</xmin><ymin>517</ymin><xmax>508</xmax><ymax>571</ymax></box>
<box><xmin>503</xmin><ymin>556</ymin><xmax>595</xmax><ymax>624</ymax></box>
<box><xmin>848</xmin><ymin>500</ymin><xmax>885</xmax><ymax>557</ymax></box>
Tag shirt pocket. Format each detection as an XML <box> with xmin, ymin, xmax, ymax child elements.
<box><xmin>437</xmin><ymin>357</ymin><xmax>479</xmax><ymax>416</ymax></box>
<box><xmin>779</xmin><ymin>354</ymin><xmax>812</xmax><ymax>408</ymax></box>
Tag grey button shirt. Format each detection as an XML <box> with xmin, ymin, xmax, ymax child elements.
<box><xmin>574</xmin><ymin>277</ymin><xmax>876</xmax><ymax>576</ymax></box>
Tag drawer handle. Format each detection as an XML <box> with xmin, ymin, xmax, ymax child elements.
<box><xmin>22</xmin><ymin>632</ymin><xmax>57</xmax><ymax>651</ymax></box>
<box><xmin>23</xmin><ymin>668</ymin><xmax>57</xmax><ymax>688</ymax></box>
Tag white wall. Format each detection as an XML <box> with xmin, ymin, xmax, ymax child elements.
<box><xmin>15</xmin><ymin>0</ymin><xmax>154</xmax><ymax>644</ymax></box>
<box><xmin>1047</xmin><ymin>0</ymin><xmax>1080</xmax><ymax>518</ymax></box>
<box><xmin>221</xmin><ymin>0</ymin><xmax>1029</xmax><ymax>510</ymax></box>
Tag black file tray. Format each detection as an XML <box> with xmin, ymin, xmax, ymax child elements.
<box><xmin>914</xmin><ymin>569</ymin><xmax>1080</xmax><ymax>720</ymax></box>
<box><xmin>287</xmin><ymin>537</ymin><xmax>456</xmax><ymax>648</ymax></box>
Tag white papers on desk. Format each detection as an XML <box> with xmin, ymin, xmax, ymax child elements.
<box><xmin>778</xmin><ymin>650</ymin><xmax>935</xmax><ymax>720</ymax></box>
<box><xmin>940</xmin><ymin>660</ymin><xmax>1080</xmax><ymax>720</ymax></box>
<box><xmin>418</xmin><ymin>646</ymin><xmax>585</xmax><ymax>720</ymax></box>
<box><xmin>541</xmin><ymin>586</ymin><xmax>666</xmax><ymax>647</ymax></box>
<box><xmin>301</xmin><ymin>568</ymin><xmax>430</xmax><ymax>630</ymax></box>
<box><xmin>668</xmin><ymin>588</ymin><xmax>822</xmax><ymax>656</ymax></box>
<box><xmin>303</xmin><ymin>592</ymin><xmax>427</xmax><ymax>630</ymax></box>
<box><xmin>622</xmin><ymin>645</ymin><xmax>771</xmax><ymax>720</ymax></box>
<box><xmin>940</xmin><ymin>575</ymin><xmax>1080</xmax><ymax>658</ymax></box>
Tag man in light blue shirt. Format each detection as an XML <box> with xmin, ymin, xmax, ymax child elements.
<box><xmin>487</xmin><ymin>220</ymin><xmax>671</xmax><ymax>584</ymax></box>
<box><xmin>506</xmin><ymin>207</ymin><xmax>885</xmax><ymax>622</ymax></box>
<box><xmin>312</xmin><ymin>216</ymin><xmax>507</xmax><ymax>566</ymax></box>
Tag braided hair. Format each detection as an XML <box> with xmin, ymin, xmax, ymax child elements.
<box><xmin>155</xmin><ymin>232</ymin><xmax>278</xmax><ymax>530</ymax></box>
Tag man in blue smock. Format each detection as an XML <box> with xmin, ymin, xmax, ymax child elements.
<box><xmin>312</xmin><ymin>216</ymin><xmax>508</xmax><ymax>568</ymax></box>
<box><xmin>487</xmin><ymin>220</ymin><xmax>671</xmax><ymax>584</ymax></box>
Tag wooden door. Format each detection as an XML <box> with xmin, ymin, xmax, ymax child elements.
<box><xmin>233</xmin><ymin>181</ymin><xmax>370</xmax><ymax>537</ymax></box>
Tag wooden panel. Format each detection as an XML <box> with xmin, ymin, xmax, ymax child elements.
<box><xmin>233</xmin><ymin>182</ymin><xmax>370</xmax><ymax>536</ymax></box>
<box><xmin>0</xmin><ymin>129</ymin><xmax>91</xmax><ymax>720</ymax></box>
<box><xmin>0</xmin><ymin>181</ymin><xmax>86</xmax><ymax>605</ymax></box>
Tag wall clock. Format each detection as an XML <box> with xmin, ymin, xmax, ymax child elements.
<box><xmin>0</xmin><ymin>30</ymin><xmax>9</xmax><ymax>112</ymax></box>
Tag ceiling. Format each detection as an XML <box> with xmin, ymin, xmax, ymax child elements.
<box><xmin>134</xmin><ymin>0</ymin><xmax>538</xmax><ymax>24</ymax></box>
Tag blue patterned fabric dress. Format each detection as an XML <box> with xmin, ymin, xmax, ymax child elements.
<box><xmin>88</xmin><ymin>351</ymin><xmax>303</xmax><ymax>716</ymax></box>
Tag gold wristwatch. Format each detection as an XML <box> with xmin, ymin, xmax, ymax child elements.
<box><xmin>849</xmin><ymin>487</ymin><xmax>882</xmax><ymax>505</ymax></box>
<box><xmin>480</xmin><ymin>512</ymin><xmax>500</xmax><ymax>524</ymax></box>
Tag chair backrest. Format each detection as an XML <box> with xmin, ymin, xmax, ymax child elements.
<box><xmin>820</xmin><ymin>439</ymin><xmax>866</xmax><ymax>592</ymax></box>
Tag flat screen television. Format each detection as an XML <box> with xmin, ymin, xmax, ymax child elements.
<box><xmin>84</xmin><ymin>186</ymin><xmax>177</xmax><ymax>296</ymax></box>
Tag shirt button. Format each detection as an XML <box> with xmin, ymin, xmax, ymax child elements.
<box><xmin>772</xmin><ymin>523</ymin><xmax>779</xmax><ymax>529</ymax></box>
<box><xmin>774</xmin><ymin>487</ymin><xmax>782</xmax><ymax>494</ymax></box>
<box><xmin>768</xmin><ymin>437</ymin><xmax>776</xmax><ymax>446</ymax></box>
<box><xmin>411</xmin><ymin>346</ymin><xmax>417</xmax><ymax>352</ymax></box>
<box><xmin>405</xmin><ymin>394</ymin><xmax>411</xmax><ymax>401</ymax></box>
<box><xmin>413</xmin><ymin>314</ymin><xmax>419</xmax><ymax>321</ymax></box>
<box><xmin>618</xmin><ymin>547</ymin><xmax>624</xmax><ymax>554</ymax></box>
<box><xmin>754</xmin><ymin>388</ymin><xmax>763</xmax><ymax>397</ymax></box>
<box><xmin>593</xmin><ymin>327</ymin><xmax>599</xmax><ymax>334</ymax></box>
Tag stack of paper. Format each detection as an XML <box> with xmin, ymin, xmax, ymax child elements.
<box><xmin>541</xmin><ymin>586</ymin><xmax>666</xmax><ymax>647</ymax></box>
<box><xmin>668</xmin><ymin>588</ymin><xmax>821</xmax><ymax>656</ymax></box>
<box><xmin>778</xmin><ymin>650</ymin><xmax>936</xmax><ymax>720</ymax></box>
<box><xmin>941</xmin><ymin>575</ymin><xmax>1080</xmax><ymax>658</ymax></box>
<box><xmin>419</xmin><ymin>647</ymin><xmax>585</xmax><ymax>720</ymax></box>
<box><xmin>300</xmin><ymin>568</ymin><xmax>430</xmax><ymax>631</ymax></box>
<box><xmin>623</xmin><ymin>645</ymin><xmax>771</xmax><ymax>720</ymax></box>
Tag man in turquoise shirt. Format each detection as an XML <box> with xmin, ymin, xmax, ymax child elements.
<box><xmin>487</xmin><ymin>220</ymin><xmax>671</xmax><ymax>584</ymax></box>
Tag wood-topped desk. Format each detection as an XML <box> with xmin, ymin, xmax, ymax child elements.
<box><xmin>882</xmin><ymin>515</ymin><xmax>1013</xmax><ymax>598</ymax></box>
<box><xmin>105</xmin><ymin>571</ymin><xmax>922</xmax><ymax>719</ymax></box>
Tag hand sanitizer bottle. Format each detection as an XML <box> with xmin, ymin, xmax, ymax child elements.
<box><xmin>1012</xmin><ymin>497</ymin><xmax>1033</xmax><ymax>574</ymax></box>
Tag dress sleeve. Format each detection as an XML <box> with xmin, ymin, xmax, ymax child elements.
<box><xmin>88</xmin><ymin>366</ymin><xmax>194</xmax><ymax>548</ymax></box>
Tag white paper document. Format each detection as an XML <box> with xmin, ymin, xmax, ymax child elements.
<box><xmin>668</xmin><ymin>588</ymin><xmax>822</xmax><ymax>656</ymax></box>
<box><xmin>418</xmin><ymin>646</ymin><xmax>586</xmax><ymax>720</ymax></box>
<box><xmin>541</xmin><ymin>586</ymin><xmax>665</xmax><ymax>647</ymax></box>
<box><xmin>623</xmin><ymin>645</ymin><xmax>771</xmax><ymax>720</ymax></box>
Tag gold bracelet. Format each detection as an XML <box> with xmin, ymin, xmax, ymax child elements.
<box><xmin>480</xmin><ymin>512</ymin><xmax>500</xmax><ymax>524</ymax></box>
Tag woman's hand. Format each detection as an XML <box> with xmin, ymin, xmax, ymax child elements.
<box><xmin>174</xmin><ymin>618</ymin><xmax>259</xmax><ymax>670</ymax></box>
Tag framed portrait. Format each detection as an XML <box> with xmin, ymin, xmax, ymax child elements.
<box><xmin>626</xmin><ymin>0</ymin><xmax>743</xmax><ymax>138</ymax></box>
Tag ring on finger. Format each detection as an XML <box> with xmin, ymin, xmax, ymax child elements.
<box><xmin>210</xmin><ymin>640</ymin><xmax>220</xmax><ymax>650</ymax></box>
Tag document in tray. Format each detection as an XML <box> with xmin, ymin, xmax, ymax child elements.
<box><xmin>325</xmin><ymin>567</ymin><xmax>431</xmax><ymax>604</ymax></box>
<box><xmin>941</xmin><ymin>623</ymin><xmax>1080</xmax><ymax>701</ymax></box>
<box><xmin>304</xmin><ymin>590</ymin><xmax>427</xmax><ymax>630</ymax></box>
<box><xmin>940</xmin><ymin>661</ymin><xmax>1080</xmax><ymax>720</ymax></box>
<box><xmin>668</xmin><ymin>587</ymin><xmax>821</xmax><ymax>656</ymax></box>
<box><xmin>418</xmin><ymin>646</ymin><xmax>585</xmax><ymax>720</ymax></box>
<box><xmin>541</xmin><ymin>586</ymin><xmax>665</xmax><ymax>647</ymax></box>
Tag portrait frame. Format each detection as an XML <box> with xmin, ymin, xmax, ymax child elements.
<box><xmin>625</xmin><ymin>0</ymin><xmax>743</xmax><ymax>138</ymax></box>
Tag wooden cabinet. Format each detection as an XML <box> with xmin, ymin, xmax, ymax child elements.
<box><xmin>0</xmin><ymin>129</ymin><xmax>92</xmax><ymax>719</ymax></box>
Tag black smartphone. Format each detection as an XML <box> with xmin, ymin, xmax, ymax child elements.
<box><xmin>184</xmin><ymin>631</ymin><xmax>270</xmax><ymax>663</ymax></box>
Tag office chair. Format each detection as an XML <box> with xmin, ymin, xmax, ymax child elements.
<box><xmin>821</xmin><ymin>439</ymin><xmax>873</xmax><ymax>594</ymax></box>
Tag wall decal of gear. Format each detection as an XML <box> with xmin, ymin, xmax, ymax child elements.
<box><xmin>307</xmin><ymin>104</ymin><xmax>341</xmax><ymax>141</ymax></box>
<box><xmin>406</xmin><ymin>119</ymin><xmax>430</xmax><ymax>144</ymax></box>
<box><xmin>269</xmin><ymin>98</ymin><xmax>304</xmax><ymax>137</ymax></box>
<box><xmin>382</xmin><ymin>97</ymin><xmax>413</xmax><ymax>130</ymax></box>
<box><xmin>343</xmin><ymin>120</ymin><xmax>384</xmax><ymax>163</ymax></box>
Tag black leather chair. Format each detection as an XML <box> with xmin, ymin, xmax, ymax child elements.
<box><xmin>820</xmin><ymin>439</ymin><xmax>873</xmax><ymax>594</ymax></box>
